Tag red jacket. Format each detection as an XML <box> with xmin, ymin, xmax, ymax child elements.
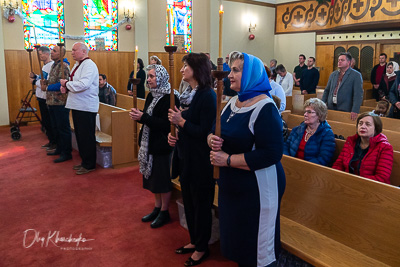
<box><xmin>333</xmin><ymin>133</ymin><xmax>393</xmax><ymax>184</ymax></box>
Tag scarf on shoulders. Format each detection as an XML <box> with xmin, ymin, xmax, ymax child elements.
<box><xmin>138</xmin><ymin>64</ymin><xmax>179</xmax><ymax>178</ymax></box>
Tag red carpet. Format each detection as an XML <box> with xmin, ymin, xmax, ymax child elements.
<box><xmin>0</xmin><ymin>125</ymin><xmax>236</xmax><ymax>267</ymax></box>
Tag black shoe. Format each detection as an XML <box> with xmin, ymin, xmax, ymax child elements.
<box><xmin>175</xmin><ymin>246</ymin><xmax>196</xmax><ymax>254</ymax></box>
<box><xmin>46</xmin><ymin>144</ymin><xmax>57</xmax><ymax>151</ymax></box>
<box><xmin>184</xmin><ymin>250</ymin><xmax>210</xmax><ymax>266</ymax></box>
<box><xmin>150</xmin><ymin>210</ymin><xmax>170</xmax><ymax>228</ymax></box>
<box><xmin>54</xmin><ymin>155</ymin><xmax>72</xmax><ymax>163</ymax></box>
<box><xmin>142</xmin><ymin>207</ymin><xmax>161</xmax><ymax>222</ymax></box>
<box><xmin>47</xmin><ymin>151</ymin><xmax>61</xmax><ymax>156</ymax></box>
<box><xmin>41</xmin><ymin>142</ymin><xmax>51</xmax><ymax>148</ymax></box>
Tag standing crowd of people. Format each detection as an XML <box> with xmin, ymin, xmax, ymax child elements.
<box><xmin>31</xmin><ymin>42</ymin><xmax>397</xmax><ymax>266</ymax></box>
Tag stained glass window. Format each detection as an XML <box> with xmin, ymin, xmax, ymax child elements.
<box><xmin>83</xmin><ymin>0</ymin><xmax>118</xmax><ymax>51</ymax></box>
<box><xmin>22</xmin><ymin>0</ymin><xmax>64</xmax><ymax>49</ymax></box>
<box><xmin>166</xmin><ymin>0</ymin><xmax>192</xmax><ymax>53</ymax></box>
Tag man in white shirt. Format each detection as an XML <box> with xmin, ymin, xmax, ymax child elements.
<box><xmin>265</xmin><ymin>65</ymin><xmax>286</xmax><ymax>113</ymax></box>
<box><xmin>60</xmin><ymin>42</ymin><xmax>99</xmax><ymax>175</ymax></box>
<box><xmin>275</xmin><ymin>64</ymin><xmax>293</xmax><ymax>96</ymax></box>
<box><xmin>29</xmin><ymin>46</ymin><xmax>55</xmax><ymax>149</ymax></box>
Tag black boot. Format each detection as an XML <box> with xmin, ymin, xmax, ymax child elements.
<box><xmin>150</xmin><ymin>210</ymin><xmax>170</xmax><ymax>228</ymax></box>
<box><xmin>142</xmin><ymin>207</ymin><xmax>161</xmax><ymax>222</ymax></box>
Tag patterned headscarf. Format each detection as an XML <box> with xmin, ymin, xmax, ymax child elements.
<box><xmin>238</xmin><ymin>53</ymin><xmax>272</xmax><ymax>102</ymax></box>
<box><xmin>138</xmin><ymin>64</ymin><xmax>178</xmax><ymax>179</ymax></box>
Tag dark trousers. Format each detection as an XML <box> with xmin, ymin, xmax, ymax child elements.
<box><xmin>72</xmin><ymin>109</ymin><xmax>97</xmax><ymax>170</ymax></box>
<box><xmin>37</xmin><ymin>98</ymin><xmax>56</xmax><ymax>144</ymax></box>
<box><xmin>48</xmin><ymin>105</ymin><xmax>72</xmax><ymax>158</ymax></box>
<box><xmin>180</xmin><ymin>180</ymin><xmax>215</xmax><ymax>252</ymax></box>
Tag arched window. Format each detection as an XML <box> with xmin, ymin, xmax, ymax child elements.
<box><xmin>166</xmin><ymin>0</ymin><xmax>192</xmax><ymax>53</ymax></box>
<box><xmin>360</xmin><ymin>46</ymin><xmax>374</xmax><ymax>81</ymax></box>
<box><xmin>334</xmin><ymin>47</ymin><xmax>345</xmax><ymax>70</ymax></box>
<box><xmin>83</xmin><ymin>0</ymin><xmax>118</xmax><ymax>51</ymax></box>
<box><xmin>22</xmin><ymin>0</ymin><xmax>65</xmax><ymax>49</ymax></box>
<box><xmin>347</xmin><ymin>46</ymin><xmax>359</xmax><ymax>69</ymax></box>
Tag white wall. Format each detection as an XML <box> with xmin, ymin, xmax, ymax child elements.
<box><xmin>210</xmin><ymin>0</ymin><xmax>275</xmax><ymax>64</ymax></box>
<box><xmin>0</xmin><ymin>16</ymin><xmax>9</xmax><ymax>125</ymax></box>
<box><xmin>134</xmin><ymin>0</ymin><xmax>149</xmax><ymax>65</ymax></box>
<box><xmin>274</xmin><ymin>32</ymin><xmax>316</xmax><ymax>74</ymax></box>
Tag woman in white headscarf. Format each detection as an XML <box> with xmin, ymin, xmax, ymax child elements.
<box><xmin>129</xmin><ymin>64</ymin><xmax>179</xmax><ymax>228</ymax></box>
<box><xmin>377</xmin><ymin>61</ymin><xmax>399</xmax><ymax>100</ymax></box>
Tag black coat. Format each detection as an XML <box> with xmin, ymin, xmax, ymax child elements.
<box><xmin>127</xmin><ymin>68</ymin><xmax>146</xmax><ymax>98</ymax></box>
<box><xmin>172</xmin><ymin>87</ymin><xmax>217</xmax><ymax>187</ymax></box>
<box><xmin>388</xmin><ymin>71</ymin><xmax>400</xmax><ymax>118</ymax></box>
<box><xmin>138</xmin><ymin>93</ymin><xmax>180</xmax><ymax>155</ymax></box>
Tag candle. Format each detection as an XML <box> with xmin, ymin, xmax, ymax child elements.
<box><xmin>33</xmin><ymin>25</ymin><xmax>38</xmax><ymax>45</ymax></box>
<box><xmin>58</xmin><ymin>24</ymin><xmax>62</xmax><ymax>42</ymax></box>
<box><xmin>218</xmin><ymin>5</ymin><xmax>224</xmax><ymax>58</ymax></box>
<box><xmin>134</xmin><ymin>46</ymin><xmax>138</xmax><ymax>78</ymax></box>
<box><xmin>167</xmin><ymin>8</ymin><xmax>173</xmax><ymax>45</ymax></box>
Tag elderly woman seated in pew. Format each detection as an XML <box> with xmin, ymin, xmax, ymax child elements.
<box><xmin>333</xmin><ymin>112</ymin><xmax>393</xmax><ymax>184</ymax></box>
<box><xmin>284</xmin><ymin>98</ymin><xmax>336</xmax><ymax>166</ymax></box>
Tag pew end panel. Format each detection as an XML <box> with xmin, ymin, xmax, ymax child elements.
<box><xmin>111</xmin><ymin>110</ymin><xmax>138</xmax><ymax>168</ymax></box>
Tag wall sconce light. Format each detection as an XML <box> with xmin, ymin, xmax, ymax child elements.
<box><xmin>249</xmin><ymin>22</ymin><xmax>256</xmax><ymax>40</ymax></box>
<box><xmin>2</xmin><ymin>0</ymin><xmax>19</xmax><ymax>23</ymax></box>
<box><xmin>122</xmin><ymin>0</ymin><xmax>135</xmax><ymax>20</ymax></box>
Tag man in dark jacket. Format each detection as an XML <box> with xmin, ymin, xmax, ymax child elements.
<box><xmin>371</xmin><ymin>53</ymin><xmax>387</xmax><ymax>100</ymax></box>
<box><xmin>99</xmin><ymin>74</ymin><xmax>116</xmax><ymax>106</ymax></box>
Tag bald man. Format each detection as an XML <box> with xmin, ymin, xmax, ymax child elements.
<box><xmin>60</xmin><ymin>42</ymin><xmax>99</xmax><ymax>175</ymax></box>
<box><xmin>45</xmin><ymin>45</ymin><xmax>72</xmax><ymax>164</ymax></box>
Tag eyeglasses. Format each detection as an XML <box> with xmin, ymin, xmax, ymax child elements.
<box><xmin>304</xmin><ymin>110</ymin><xmax>316</xmax><ymax>114</ymax></box>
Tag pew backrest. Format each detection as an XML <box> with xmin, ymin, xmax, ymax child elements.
<box><xmin>327</xmin><ymin>109</ymin><xmax>400</xmax><ymax>132</ymax></box>
<box><xmin>281</xmin><ymin>155</ymin><xmax>400</xmax><ymax>266</ymax></box>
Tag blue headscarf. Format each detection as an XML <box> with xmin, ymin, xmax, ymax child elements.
<box><xmin>238</xmin><ymin>53</ymin><xmax>272</xmax><ymax>102</ymax></box>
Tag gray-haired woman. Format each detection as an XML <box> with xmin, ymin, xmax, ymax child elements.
<box><xmin>283</xmin><ymin>98</ymin><xmax>335</xmax><ymax>166</ymax></box>
<box><xmin>129</xmin><ymin>64</ymin><xmax>179</xmax><ymax>228</ymax></box>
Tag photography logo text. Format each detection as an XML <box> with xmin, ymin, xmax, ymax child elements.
<box><xmin>23</xmin><ymin>229</ymin><xmax>95</xmax><ymax>250</ymax></box>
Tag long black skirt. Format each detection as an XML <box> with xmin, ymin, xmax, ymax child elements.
<box><xmin>143</xmin><ymin>153</ymin><xmax>172</xmax><ymax>194</ymax></box>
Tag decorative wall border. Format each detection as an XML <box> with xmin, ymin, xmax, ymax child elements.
<box><xmin>317</xmin><ymin>30</ymin><xmax>400</xmax><ymax>42</ymax></box>
<box><xmin>276</xmin><ymin>0</ymin><xmax>400</xmax><ymax>34</ymax></box>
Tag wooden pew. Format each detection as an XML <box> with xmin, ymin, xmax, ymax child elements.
<box><xmin>363</xmin><ymin>88</ymin><xmax>373</xmax><ymax>100</ymax></box>
<box><xmin>115</xmin><ymin>93</ymin><xmax>145</xmax><ymax>110</ymax></box>
<box><xmin>316</xmin><ymin>89</ymin><xmax>324</xmax><ymax>100</ymax></box>
<box><xmin>283</xmin><ymin>113</ymin><xmax>400</xmax><ymax>151</ymax></box>
<box><xmin>363</xmin><ymin>99</ymin><xmax>377</xmax><ymax>107</ymax></box>
<box><xmin>70</xmin><ymin>103</ymin><xmax>137</xmax><ymax>168</ymax></box>
<box><xmin>98</xmin><ymin>103</ymin><xmax>137</xmax><ymax>168</ymax></box>
<box><xmin>171</xmin><ymin>155</ymin><xmax>400</xmax><ymax>266</ymax></box>
<box><xmin>292</xmin><ymin>93</ymin><xmax>317</xmax><ymax>114</ymax></box>
<box><xmin>280</xmin><ymin>155</ymin><xmax>400</xmax><ymax>267</ymax></box>
<box><xmin>326</xmin><ymin>110</ymin><xmax>400</xmax><ymax>132</ymax></box>
<box><xmin>285</xmin><ymin>96</ymin><xmax>293</xmax><ymax>111</ymax></box>
<box><xmin>359</xmin><ymin>105</ymin><xmax>374</xmax><ymax>113</ymax></box>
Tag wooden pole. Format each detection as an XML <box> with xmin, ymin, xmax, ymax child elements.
<box><xmin>164</xmin><ymin>45</ymin><xmax>178</xmax><ymax>137</ymax></box>
<box><xmin>26</xmin><ymin>48</ymin><xmax>35</xmax><ymax>91</ymax></box>
<box><xmin>34</xmin><ymin>45</ymin><xmax>43</xmax><ymax>79</ymax></box>
<box><xmin>212</xmin><ymin>57</ymin><xmax>229</xmax><ymax>179</ymax></box>
<box><xmin>129</xmin><ymin>77</ymin><xmax>141</xmax><ymax>158</ymax></box>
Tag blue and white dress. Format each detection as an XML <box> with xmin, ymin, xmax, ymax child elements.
<box><xmin>218</xmin><ymin>95</ymin><xmax>286</xmax><ymax>267</ymax></box>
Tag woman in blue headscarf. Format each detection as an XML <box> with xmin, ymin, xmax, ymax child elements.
<box><xmin>208</xmin><ymin>51</ymin><xmax>286</xmax><ymax>267</ymax></box>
